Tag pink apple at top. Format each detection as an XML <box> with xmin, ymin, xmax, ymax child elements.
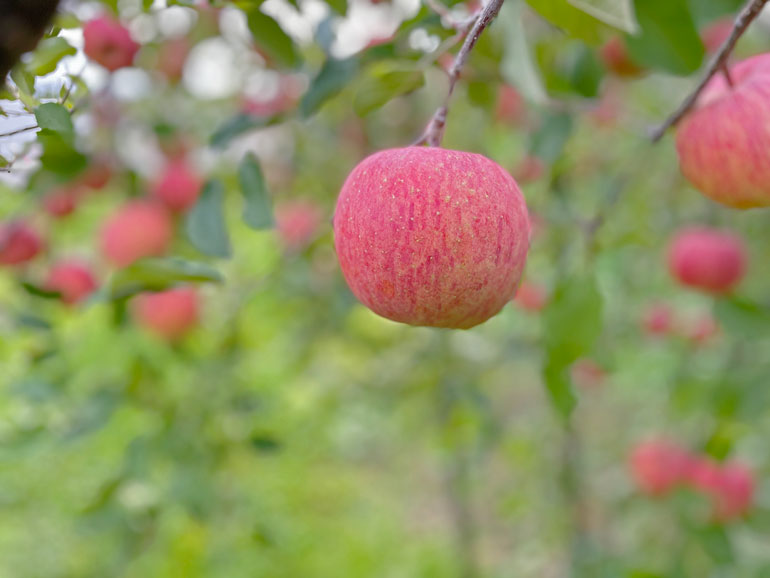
<box><xmin>100</xmin><ymin>201</ymin><xmax>173</xmax><ymax>267</ymax></box>
<box><xmin>45</xmin><ymin>261</ymin><xmax>98</xmax><ymax>305</ymax></box>
<box><xmin>513</xmin><ymin>281</ymin><xmax>548</xmax><ymax>312</ymax></box>
<box><xmin>275</xmin><ymin>200</ymin><xmax>323</xmax><ymax>253</ymax></box>
<box><xmin>83</xmin><ymin>16</ymin><xmax>140</xmax><ymax>72</ymax></box>
<box><xmin>676</xmin><ymin>53</ymin><xmax>770</xmax><ymax>208</ymax></box>
<box><xmin>667</xmin><ymin>228</ymin><xmax>747</xmax><ymax>295</ymax></box>
<box><xmin>151</xmin><ymin>159</ymin><xmax>204</xmax><ymax>213</ymax></box>
<box><xmin>0</xmin><ymin>222</ymin><xmax>44</xmax><ymax>266</ymax></box>
<box><xmin>334</xmin><ymin>147</ymin><xmax>530</xmax><ymax>329</ymax></box>
<box><xmin>133</xmin><ymin>287</ymin><xmax>200</xmax><ymax>340</ymax></box>
<box><xmin>629</xmin><ymin>439</ymin><xmax>691</xmax><ymax>497</ymax></box>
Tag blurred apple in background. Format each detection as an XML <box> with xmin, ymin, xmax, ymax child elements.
<box><xmin>100</xmin><ymin>201</ymin><xmax>173</xmax><ymax>267</ymax></box>
<box><xmin>0</xmin><ymin>222</ymin><xmax>44</xmax><ymax>266</ymax></box>
<box><xmin>45</xmin><ymin>261</ymin><xmax>98</xmax><ymax>305</ymax></box>
<box><xmin>133</xmin><ymin>287</ymin><xmax>200</xmax><ymax>340</ymax></box>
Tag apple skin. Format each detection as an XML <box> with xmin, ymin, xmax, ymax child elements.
<box><xmin>667</xmin><ymin>228</ymin><xmax>747</xmax><ymax>295</ymax></box>
<box><xmin>133</xmin><ymin>287</ymin><xmax>200</xmax><ymax>340</ymax></box>
<box><xmin>334</xmin><ymin>147</ymin><xmax>530</xmax><ymax>329</ymax></box>
<box><xmin>100</xmin><ymin>201</ymin><xmax>172</xmax><ymax>267</ymax></box>
<box><xmin>45</xmin><ymin>261</ymin><xmax>98</xmax><ymax>305</ymax></box>
<box><xmin>599</xmin><ymin>36</ymin><xmax>643</xmax><ymax>77</ymax></box>
<box><xmin>676</xmin><ymin>54</ymin><xmax>770</xmax><ymax>208</ymax></box>
<box><xmin>629</xmin><ymin>440</ymin><xmax>690</xmax><ymax>497</ymax></box>
<box><xmin>83</xmin><ymin>16</ymin><xmax>139</xmax><ymax>72</ymax></box>
<box><xmin>151</xmin><ymin>160</ymin><xmax>203</xmax><ymax>213</ymax></box>
<box><xmin>275</xmin><ymin>200</ymin><xmax>323</xmax><ymax>253</ymax></box>
<box><xmin>0</xmin><ymin>222</ymin><xmax>44</xmax><ymax>266</ymax></box>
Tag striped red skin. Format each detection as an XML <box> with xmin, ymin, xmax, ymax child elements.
<box><xmin>667</xmin><ymin>228</ymin><xmax>746</xmax><ymax>295</ymax></box>
<box><xmin>334</xmin><ymin>147</ymin><xmax>530</xmax><ymax>329</ymax></box>
<box><xmin>676</xmin><ymin>54</ymin><xmax>770</xmax><ymax>208</ymax></box>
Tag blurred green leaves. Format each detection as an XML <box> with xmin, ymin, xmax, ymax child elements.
<box><xmin>108</xmin><ymin>257</ymin><xmax>224</xmax><ymax>299</ymax></box>
<box><xmin>354</xmin><ymin>62</ymin><xmax>425</xmax><ymax>117</ymax></box>
<box><xmin>239</xmin><ymin>153</ymin><xmax>274</xmax><ymax>230</ymax></box>
<box><xmin>186</xmin><ymin>180</ymin><xmax>233</xmax><ymax>259</ymax></box>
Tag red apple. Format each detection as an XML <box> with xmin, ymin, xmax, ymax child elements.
<box><xmin>599</xmin><ymin>36</ymin><xmax>644</xmax><ymax>77</ymax></box>
<box><xmin>151</xmin><ymin>159</ymin><xmax>203</xmax><ymax>213</ymax></box>
<box><xmin>496</xmin><ymin>85</ymin><xmax>525</xmax><ymax>124</ymax></box>
<box><xmin>668</xmin><ymin>228</ymin><xmax>747</xmax><ymax>295</ymax></box>
<box><xmin>629</xmin><ymin>439</ymin><xmax>690</xmax><ymax>497</ymax></box>
<box><xmin>80</xmin><ymin>162</ymin><xmax>112</xmax><ymax>190</ymax></box>
<box><xmin>711</xmin><ymin>461</ymin><xmax>755</xmax><ymax>522</ymax></box>
<box><xmin>133</xmin><ymin>287</ymin><xmax>200</xmax><ymax>340</ymax></box>
<box><xmin>43</xmin><ymin>187</ymin><xmax>80</xmax><ymax>218</ymax></box>
<box><xmin>83</xmin><ymin>16</ymin><xmax>140</xmax><ymax>72</ymax></box>
<box><xmin>45</xmin><ymin>261</ymin><xmax>98</xmax><ymax>305</ymax></box>
<box><xmin>0</xmin><ymin>222</ymin><xmax>44</xmax><ymax>266</ymax></box>
<box><xmin>676</xmin><ymin>53</ymin><xmax>770</xmax><ymax>208</ymax></box>
<box><xmin>334</xmin><ymin>147</ymin><xmax>530</xmax><ymax>329</ymax></box>
<box><xmin>684</xmin><ymin>455</ymin><xmax>722</xmax><ymax>494</ymax></box>
<box><xmin>701</xmin><ymin>18</ymin><xmax>732</xmax><ymax>54</ymax></box>
<box><xmin>642</xmin><ymin>302</ymin><xmax>674</xmax><ymax>337</ymax></box>
<box><xmin>275</xmin><ymin>200</ymin><xmax>323</xmax><ymax>253</ymax></box>
<box><xmin>512</xmin><ymin>155</ymin><xmax>546</xmax><ymax>184</ymax></box>
<box><xmin>100</xmin><ymin>201</ymin><xmax>172</xmax><ymax>267</ymax></box>
<box><xmin>513</xmin><ymin>280</ymin><xmax>548</xmax><ymax>312</ymax></box>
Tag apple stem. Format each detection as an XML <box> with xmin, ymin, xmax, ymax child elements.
<box><xmin>414</xmin><ymin>0</ymin><xmax>506</xmax><ymax>147</ymax></box>
<box><xmin>650</xmin><ymin>0</ymin><xmax>768</xmax><ymax>142</ymax></box>
<box><xmin>721</xmin><ymin>62</ymin><xmax>735</xmax><ymax>87</ymax></box>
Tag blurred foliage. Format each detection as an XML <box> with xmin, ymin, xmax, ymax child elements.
<box><xmin>1</xmin><ymin>0</ymin><xmax>770</xmax><ymax>577</ymax></box>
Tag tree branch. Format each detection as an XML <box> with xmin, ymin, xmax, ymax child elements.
<box><xmin>650</xmin><ymin>0</ymin><xmax>769</xmax><ymax>142</ymax></box>
<box><xmin>0</xmin><ymin>123</ymin><xmax>38</xmax><ymax>138</ymax></box>
<box><xmin>415</xmin><ymin>0</ymin><xmax>505</xmax><ymax>147</ymax></box>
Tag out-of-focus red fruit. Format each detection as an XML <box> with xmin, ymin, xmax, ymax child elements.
<box><xmin>667</xmin><ymin>228</ymin><xmax>747</xmax><ymax>295</ymax></box>
<box><xmin>642</xmin><ymin>303</ymin><xmax>674</xmax><ymax>337</ymax></box>
<box><xmin>133</xmin><ymin>287</ymin><xmax>200</xmax><ymax>340</ymax></box>
<box><xmin>151</xmin><ymin>160</ymin><xmax>203</xmax><ymax>213</ymax></box>
<box><xmin>685</xmin><ymin>314</ymin><xmax>720</xmax><ymax>344</ymax></box>
<box><xmin>275</xmin><ymin>200</ymin><xmax>323</xmax><ymax>253</ymax></box>
<box><xmin>513</xmin><ymin>155</ymin><xmax>546</xmax><ymax>184</ymax></box>
<box><xmin>334</xmin><ymin>147</ymin><xmax>530</xmax><ymax>329</ymax></box>
<box><xmin>0</xmin><ymin>222</ymin><xmax>44</xmax><ymax>266</ymax></box>
<box><xmin>711</xmin><ymin>461</ymin><xmax>755</xmax><ymax>522</ymax></box>
<box><xmin>45</xmin><ymin>261</ymin><xmax>98</xmax><ymax>305</ymax></box>
<box><xmin>675</xmin><ymin>54</ymin><xmax>770</xmax><ymax>208</ymax></box>
<box><xmin>83</xmin><ymin>16</ymin><xmax>140</xmax><ymax>72</ymax></box>
<box><xmin>43</xmin><ymin>188</ymin><xmax>80</xmax><ymax>218</ymax></box>
<box><xmin>570</xmin><ymin>359</ymin><xmax>606</xmax><ymax>390</ymax></box>
<box><xmin>496</xmin><ymin>85</ymin><xmax>525</xmax><ymax>124</ymax></box>
<box><xmin>684</xmin><ymin>455</ymin><xmax>722</xmax><ymax>494</ymax></box>
<box><xmin>629</xmin><ymin>439</ymin><xmax>690</xmax><ymax>496</ymax></box>
<box><xmin>513</xmin><ymin>280</ymin><xmax>548</xmax><ymax>312</ymax></box>
<box><xmin>701</xmin><ymin>18</ymin><xmax>733</xmax><ymax>54</ymax></box>
<box><xmin>80</xmin><ymin>163</ymin><xmax>112</xmax><ymax>190</ymax></box>
<box><xmin>157</xmin><ymin>37</ymin><xmax>190</xmax><ymax>82</ymax></box>
<box><xmin>100</xmin><ymin>201</ymin><xmax>172</xmax><ymax>267</ymax></box>
<box><xmin>599</xmin><ymin>36</ymin><xmax>644</xmax><ymax>77</ymax></box>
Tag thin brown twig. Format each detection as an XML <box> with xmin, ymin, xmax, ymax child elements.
<box><xmin>0</xmin><ymin>124</ymin><xmax>38</xmax><ymax>138</ymax></box>
<box><xmin>414</xmin><ymin>0</ymin><xmax>505</xmax><ymax>147</ymax></box>
<box><xmin>650</xmin><ymin>0</ymin><xmax>769</xmax><ymax>142</ymax></box>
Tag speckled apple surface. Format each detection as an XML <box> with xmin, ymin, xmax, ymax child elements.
<box><xmin>334</xmin><ymin>147</ymin><xmax>530</xmax><ymax>329</ymax></box>
<box><xmin>676</xmin><ymin>53</ymin><xmax>770</xmax><ymax>208</ymax></box>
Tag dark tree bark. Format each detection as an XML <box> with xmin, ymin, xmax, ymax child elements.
<box><xmin>0</xmin><ymin>0</ymin><xmax>62</xmax><ymax>84</ymax></box>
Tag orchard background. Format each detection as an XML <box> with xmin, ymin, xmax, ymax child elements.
<box><xmin>2</xmin><ymin>0</ymin><xmax>770</xmax><ymax>576</ymax></box>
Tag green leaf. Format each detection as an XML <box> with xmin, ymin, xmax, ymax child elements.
<box><xmin>238</xmin><ymin>153</ymin><xmax>274</xmax><ymax>230</ymax></box>
<box><xmin>20</xmin><ymin>282</ymin><xmax>61</xmax><ymax>300</ymax></box>
<box><xmin>500</xmin><ymin>1</ymin><xmax>547</xmax><ymax>103</ymax></box>
<box><xmin>185</xmin><ymin>180</ymin><xmax>232</xmax><ymax>259</ymax></box>
<box><xmin>210</xmin><ymin>114</ymin><xmax>268</xmax><ymax>149</ymax></box>
<box><xmin>0</xmin><ymin>155</ymin><xmax>8</xmax><ymax>168</ymax></box>
<box><xmin>27</xmin><ymin>37</ymin><xmax>77</xmax><ymax>76</ymax></box>
<box><xmin>525</xmin><ymin>0</ymin><xmax>610</xmax><ymax>45</ymax></box>
<box><xmin>10</xmin><ymin>66</ymin><xmax>37</xmax><ymax>109</ymax></box>
<box><xmin>34</xmin><ymin>103</ymin><xmax>74</xmax><ymax>142</ymax></box>
<box><xmin>693</xmin><ymin>525</ymin><xmax>734</xmax><ymax>564</ymax></box>
<box><xmin>543</xmin><ymin>357</ymin><xmax>577</xmax><ymax>420</ymax></box>
<box><xmin>300</xmin><ymin>57</ymin><xmax>358</xmax><ymax>118</ymax></box>
<box><xmin>567</xmin><ymin>0</ymin><xmax>638</xmax><ymax>33</ymax></box>
<box><xmin>245</xmin><ymin>9</ymin><xmax>301</xmax><ymax>68</ymax></box>
<box><xmin>108</xmin><ymin>257</ymin><xmax>224</xmax><ymax>299</ymax></box>
<box><xmin>687</xmin><ymin>0</ymin><xmax>744</xmax><ymax>26</ymax></box>
<box><xmin>530</xmin><ymin>112</ymin><xmax>573</xmax><ymax>163</ymax></box>
<box><xmin>353</xmin><ymin>63</ymin><xmax>424</xmax><ymax>117</ymax></box>
<box><xmin>325</xmin><ymin>0</ymin><xmax>347</xmax><ymax>15</ymax></box>
<box><xmin>543</xmin><ymin>274</ymin><xmax>603</xmax><ymax>367</ymax></box>
<box><xmin>625</xmin><ymin>0</ymin><xmax>704</xmax><ymax>75</ymax></box>
<box><xmin>714</xmin><ymin>296</ymin><xmax>770</xmax><ymax>339</ymax></box>
<box><xmin>38</xmin><ymin>129</ymin><xmax>87</xmax><ymax>177</ymax></box>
